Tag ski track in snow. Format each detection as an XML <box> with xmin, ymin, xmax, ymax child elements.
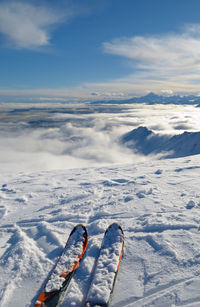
<box><xmin>1</xmin><ymin>156</ymin><xmax>200</xmax><ymax>306</ymax></box>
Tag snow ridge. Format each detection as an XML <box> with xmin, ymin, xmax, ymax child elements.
<box><xmin>122</xmin><ymin>126</ymin><xmax>200</xmax><ymax>158</ymax></box>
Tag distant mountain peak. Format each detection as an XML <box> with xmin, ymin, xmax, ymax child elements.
<box><xmin>144</xmin><ymin>92</ymin><xmax>159</xmax><ymax>98</ymax></box>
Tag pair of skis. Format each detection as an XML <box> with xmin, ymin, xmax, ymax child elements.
<box><xmin>34</xmin><ymin>223</ymin><xmax>124</xmax><ymax>307</ymax></box>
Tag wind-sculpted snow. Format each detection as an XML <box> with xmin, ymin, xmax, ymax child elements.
<box><xmin>1</xmin><ymin>155</ymin><xmax>200</xmax><ymax>306</ymax></box>
<box><xmin>122</xmin><ymin>126</ymin><xmax>200</xmax><ymax>158</ymax></box>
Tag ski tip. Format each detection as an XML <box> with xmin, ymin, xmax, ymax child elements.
<box><xmin>70</xmin><ymin>223</ymin><xmax>87</xmax><ymax>235</ymax></box>
<box><xmin>72</xmin><ymin>223</ymin><xmax>86</xmax><ymax>229</ymax></box>
<box><xmin>75</xmin><ymin>223</ymin><xmax>86</xmax><ymax>228</ymax></box>
<box><xmin>106</xmin><ymin>222</ymin><xmax>124</xmax><ymax>235</ymax></box>
<box><xmin>69</xmin><ymin>223</ymin><xmax>88</xmax><ymax>254</ymax></box>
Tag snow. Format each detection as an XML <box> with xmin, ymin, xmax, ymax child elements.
<box><xmin>1</xmin><ymin>102</ymin><xmax>200</xmax><ymax>306</ymax></box>
<box><xmin>0</xmin><ymin>156</ymin><xmax>200</xmax><ymax>306</ymax></box>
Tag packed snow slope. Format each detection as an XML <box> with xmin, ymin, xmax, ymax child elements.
<box><xmin>1</xmin><ymin>155</ymin><xmax>200</xmax><ymax>307</ymax></box>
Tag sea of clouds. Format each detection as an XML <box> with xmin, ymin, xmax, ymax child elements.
<box><xmin>0</xmin><ymin>102</ymin><xmax>200</xmax><ymax>173</ymax></box>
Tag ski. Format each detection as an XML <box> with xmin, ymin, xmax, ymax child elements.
<box><xmin>34</xmin><ymin>224</ymin><xmax>88</xmax><ymax>307</ymax></box>
<box><xmin>84</xmin><ymin>223</ymin><xmax>124</xmax><ymax>307</ymax></box>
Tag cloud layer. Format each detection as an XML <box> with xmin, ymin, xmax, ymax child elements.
<box><xmin>0</xmin><ymin>102</ymin><xmax>200</xmax><ymax>172</ymax></box>
<box><xmin>0</xmin><ymin>1</ymin><xmax>68</xmax><ymax>49</ymax></box>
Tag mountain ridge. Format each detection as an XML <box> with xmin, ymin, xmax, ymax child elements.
<box><xmin>91</xmin><ymin>92</ymin><xmax>200</xmax><ymax>105</ymax></box>
<box><xmin>121</xmin><ymin>126</ymin><xmax>200</xmax><ymax>158</ymax></box>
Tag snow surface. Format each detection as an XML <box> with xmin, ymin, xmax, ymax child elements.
<box><xmin>1</xmin><ymin>155</ymin><xmax>200</xmax><ymax>306</ymax></box>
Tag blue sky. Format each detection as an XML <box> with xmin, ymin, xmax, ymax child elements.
<box><xmin>1</xmin><ymin>0</ymin><xmax>200</xmax><ymax>101</ymax></box>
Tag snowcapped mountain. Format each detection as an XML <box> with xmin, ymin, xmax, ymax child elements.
<box><xmin>92</xmin><ymin>92</ymin><xmax>200</xmax><ymax>105</ymax></box>
<box><xmin>121</xmin><ymin>126</ymin><xmax>200</xmax><ymax>158</ymax></box>
<box><xmin>128</xmin><ymin>92</ymin><xmax>200</xmax><ymax>105</ymax></box>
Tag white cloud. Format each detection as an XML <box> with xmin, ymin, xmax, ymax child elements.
<box><xmin>2</xmin><ymin>19</ymin><xmax>200</xmax><ymax>96</ymax></box>
<box><xmin>160</xmin><ymin>89</ymin><xmax>174</xmax><ymax>95</ymax></box>
<box><xmin>0</xmin><ymin>1</ymin><xmax>69</xmax><ymax>49</ymax></box>
<box><xmin>103</xmin><ymin>26</ymin><xmax>200</xmax><ymax>74</ymax></box>
<box><xmin>101</xmin><ymin>25</ymin><xmax>200</xmax><ymax>94</ymax></box>
<box><xmin>0</xmin><ymin>106</ymin><xmax>136</xmax><ymax>172</ymax></box>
